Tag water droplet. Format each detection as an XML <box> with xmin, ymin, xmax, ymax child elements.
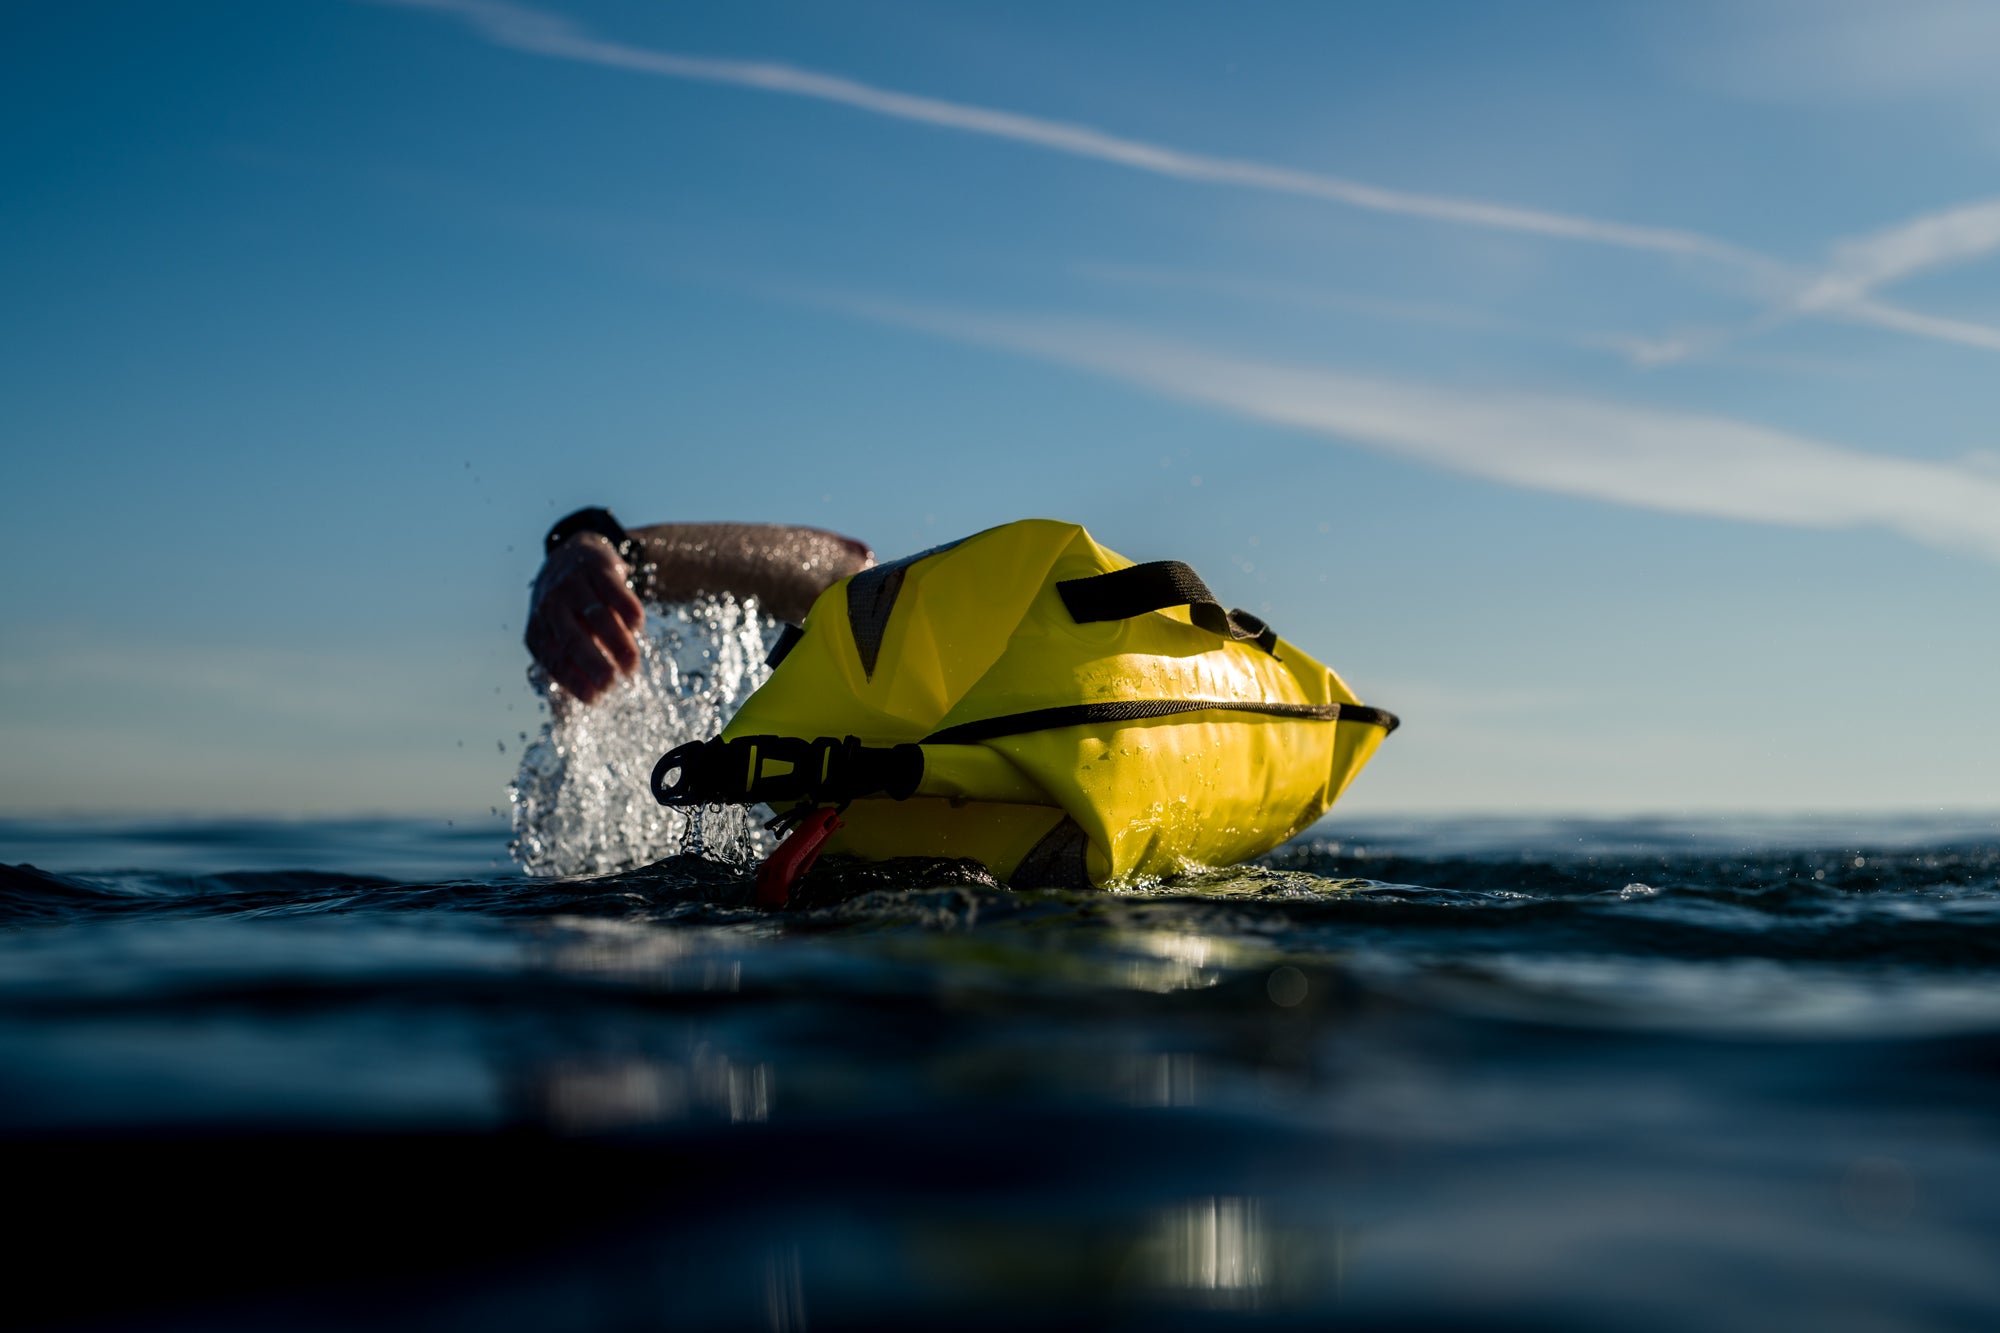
<box><xmin>1266</xmin><ymin>966</ymin><xmax>1308</xmax><ymax>1007</ymax></box>
<box><xmin>506</xmin><ymin>593</ymin><xmax>781</xmax><ymax>877</ymax></box>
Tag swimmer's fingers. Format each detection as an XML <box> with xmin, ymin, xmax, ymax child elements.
<box><xmin>546</xmin><ymin>603</ymin><xmax>619</xmax><ymax>701</ymax></box>
<box><xmin>524</xmin><ymin>608</ymin><xmax>588</xmax><ymax>699</ymax></box>
<box><xmin>577</xmin><ymin>596</ymin><xmax>640</xmax><ymax>676</ymax></box>
<box><xmin>558</xmin><ymin>558</ymin><xmax>641</xmax><ymax>676</ymax></box>
<box><xmin>583</xmin><ymin>560</ymin><xmax>647</xmax><ymax>636</ymax></box>
<box><xmin>525</xmin><ymin>586</ymin><xmax>618</xmax><ymax>701</ymax></box>
<box><xmin>526</xmin><ymin>534</ymin><xmax>648</xmax><ymax>699</ymax></box>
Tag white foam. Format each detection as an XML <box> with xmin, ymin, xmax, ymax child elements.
<box><xmin>509</xmin><ymin>595</ymin><xmax>780</xmax><ymax>877</ymax></box>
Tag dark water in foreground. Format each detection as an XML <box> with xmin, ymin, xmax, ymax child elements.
<box><xmin>6</xmin><ymin>814</ymin><xmax>2000</xmax><ymax>1331</ymax></box>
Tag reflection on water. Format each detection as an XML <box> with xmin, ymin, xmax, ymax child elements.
<box><xmin>536</xmin><ymin>1049</ymin><xmax>771</xmax><ymax>1131</ymax></box>
<box><xmin>761</xmin><ymin>1245</ymin><xmax>807</xmax><ymax>1333</ymax></box>
<box><xmin>1119</xmin><ymin>1051</ymin><xmax>1205</xmax><ymax>1108</ymax></box>
<box><xmin>540</xmin><ymin>1059</ymin><xmax>682</xmax><ymax>1132</ymax></box>
<box><xmin>1120</xmin><ymin>929</ymin><xmax>1244</xmax><ymax>991</ymax></box>
<box><xmin>542</xmin><ymin>917</ymin><xmax>751</xmax><ymax>992</ymax></box>
<box><xmin>1148</xmin><ymin>1197</ymin><xmax>1266</xmax><ymax>1305</ymax></box>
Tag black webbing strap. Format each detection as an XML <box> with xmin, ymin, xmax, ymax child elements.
<box><xmin>923</xmin><ymin>699</ymin><xmax>1399</xmax><ymax>746</ymax></box>
<box><xmin>846</xmin><ymin>536</ymin><xmax>969</xmax><ymax>679</ymax></box>
<box><xmin>651</xmin><ymin>734</ymin><xmax>923</xmax><ymax>808</ymax></box>
<box><xmin>764</xmin><ymin>622</ymin><xmax>805</xmax><ymax>669</ymax></box>
<box><xmin>1056</xmin><ymin>561</ymin><xmax>1279</xmax><ymax>654</ymax></box>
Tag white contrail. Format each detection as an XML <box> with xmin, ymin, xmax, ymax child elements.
<box><xmin>1643</xmin><ymin>202</ymin><xmax>2000</xmax><ymax>361</ymax></box>
<box><xmin>373</xmin><ymin>0</ymin><xmax>1749</xmax><ymax>263</ymax></box>
<box><xmin>377</xmin><ymin>0</ymin><xmax>2000</xmax><ymax>358</ymax></box>
<box><xmin>849</xmin><ymin>300</ymin><xmax>2000</xmax><ymax>560</ymax></box>
<box><xmin>1837</xmin><ymin>296</ymin><xmax>2000</xmax><ymax>352</ymax></box>
<box><xmin>1799</xmin><ymin>197</ymin><xmax>2000</xmax><ymax>310</ymax></box>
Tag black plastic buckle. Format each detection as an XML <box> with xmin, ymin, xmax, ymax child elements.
<box><xmin>651</xmin><ymin>734</ymin><xmax>923</xmax><ymax>808</ymax></box>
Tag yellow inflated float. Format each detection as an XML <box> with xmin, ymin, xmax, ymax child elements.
<box><xmin>651</xmin><ymin>519</ymin><xmax>1396</xmax><ymax>902</ymax></box>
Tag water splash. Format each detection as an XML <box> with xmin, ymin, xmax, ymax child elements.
<box><xmin>509</xmin><ymin>595</ymin><xmax>780</xmax><ymax>877</ymax></box>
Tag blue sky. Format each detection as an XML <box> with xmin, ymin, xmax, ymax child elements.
<box><xmin>5</xmin><ymin>0</ymin><xmax>2000</xmax><ymax>817</ymax></box>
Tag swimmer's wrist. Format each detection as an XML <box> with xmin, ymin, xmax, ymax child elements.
<box><xmin>545</xmin><ymin>507</ymin><xmax>640</xmax><ymax>569</ymax></box>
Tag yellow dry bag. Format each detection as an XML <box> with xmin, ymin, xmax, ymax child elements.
<box><xmin>651</xmin><ymin>519</ymin><xmax>1395</xmax><ymax>892</ymax></box>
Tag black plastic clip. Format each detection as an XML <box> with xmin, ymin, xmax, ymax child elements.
<box><xmin>651</xmin><ymin>734</ymin><xmax>923</xmax><ymax>808</ymax></box>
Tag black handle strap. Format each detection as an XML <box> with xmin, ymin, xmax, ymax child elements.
<box><xmin>651</xmin><ymin>734</ymin><xmax>923</xmax><ymax>808</ymax></box>
<box><xmin>1056</xmin><ymin>561</ymin><xmax>1278</xmax><ymax>654</ymax></box>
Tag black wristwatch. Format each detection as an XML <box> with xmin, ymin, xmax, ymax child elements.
<box><xmin>545</xmin><ymin>507</ymin><xmax>640</xmax><ymax>569</ymax></box>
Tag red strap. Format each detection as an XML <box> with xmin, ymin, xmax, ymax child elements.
<box><xmin>753</xmin><ymin>807</ymin><xmax>845</xmax><ymax>908</ymax></box>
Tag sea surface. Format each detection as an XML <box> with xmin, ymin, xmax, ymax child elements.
<box><xmin>6</xmin><ymin>604</ymin><xmax>2000</xmax><ymax>1330</ymax></box>
<box><xmin>7</xmin><ymin>811</ymin><xmax>2000</xmax><ymax>1331</ymax></box>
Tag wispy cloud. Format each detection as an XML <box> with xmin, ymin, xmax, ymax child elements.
<box><xmin>1639</xmin><ymin>199</ymin><xmax>2000</xmax><ymax>361</ymax></box>
<box><xmin>1076</xmin><ymin>262</ymin><xmax>1775</xmax><ymax>365</ymax></box>
<box><xmin>1693</xmin><ymin>0</ymin><xmax>2000</xmax><ymax>109</ymax></box>
<box><xmin>1077</xmin><ymin>262</ymin><xmax>1551</xmax><ymax>337</ymax></box>
<box><xmin>1798</xmin><ymin>198</ymin><xmax>2000</xmax><ymax>310</ymax></box>
<box><xmin>841</xmin><ymin>298</ymin><xmax>2000</xmax><ymax>559</ymax></box>
<box><xmin>375</xmin><ymin>0</ymin><xmax>1748</xmax><ymax>262</ymax></box>
<box><xmin>379</xmin><ymin>0</ymin><xmax>2000</xmax><ymax>361</ymax></box>
<box><xmin>1656</xmin><ymin>3</ymin><xmax>2000</xmax><ymax>355</ymax></box>
<box><xmin>1835</xmin><ymin>296</ymin><xmax>2000</xmax><ymax>353</ymax></box>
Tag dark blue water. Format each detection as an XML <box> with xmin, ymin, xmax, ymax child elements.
<box><xmin>6</xmin><ymin>813</ymin><xmax>2000</xmax><ymax>1331</ymax></box>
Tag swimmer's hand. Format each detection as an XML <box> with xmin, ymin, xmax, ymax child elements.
<box><xmin>525</xmin><ymin>520</ymin><xmax>873</xmax><ymax>702</ymax></box>
<box><xmin>525</xmin><ymin>532</ymin><xmax>647</xmax><ymax>703</ymax></box>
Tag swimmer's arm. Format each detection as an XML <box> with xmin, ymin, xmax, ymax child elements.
<box><xmin>627</xmin><ymin>523</ymin><xmax>874</xmax><ymax>624</ymax></box>
<box><xmin>526</xmin><ymin>522</ymin><xmax>873</xmax><ymax>703</ymax></box>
